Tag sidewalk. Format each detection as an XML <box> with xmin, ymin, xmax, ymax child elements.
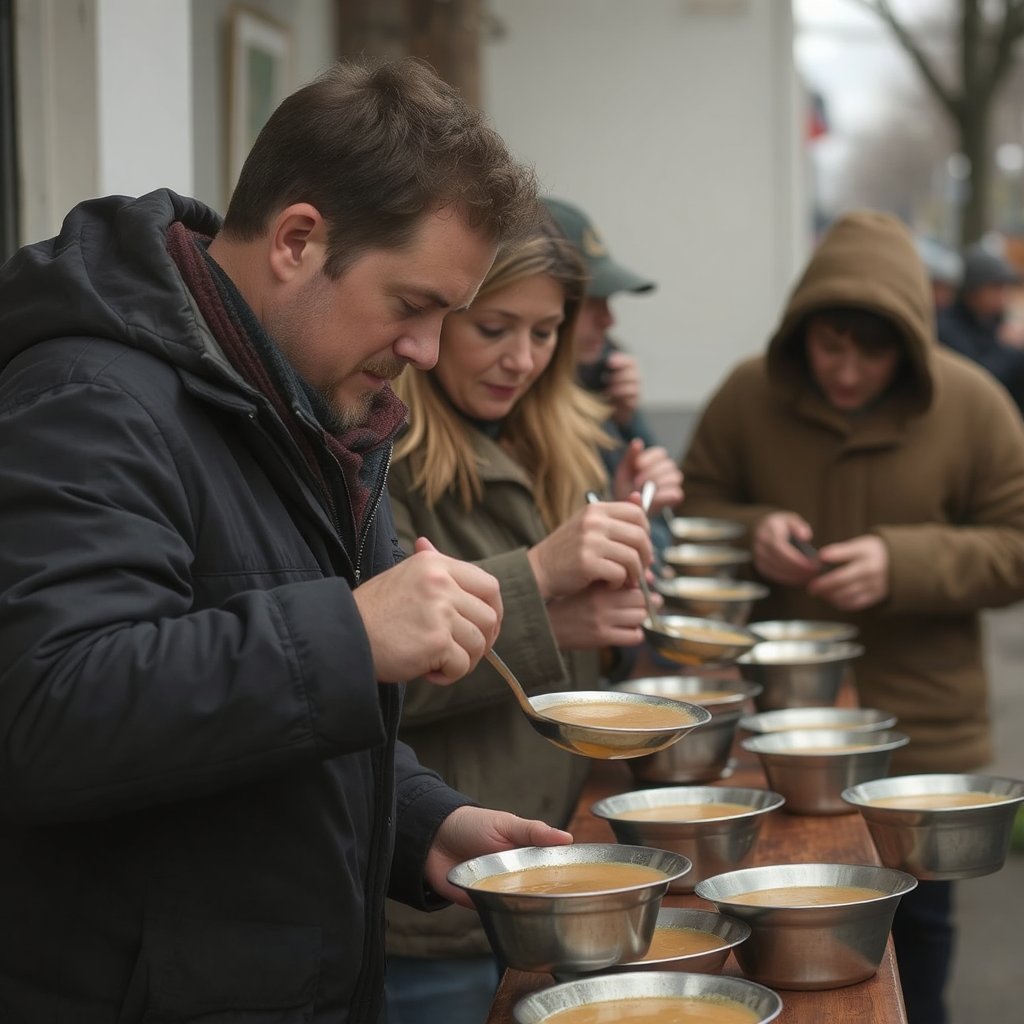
<box><xmin>947</xmin><ymin>602</ymin><xmax>1024</xmax><ymax>1023</ymax></box>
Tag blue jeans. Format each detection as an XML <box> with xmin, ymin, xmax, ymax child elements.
<box><xmin>892</xmin><ymin>879</ymin><xmax>954</xmax><ymax>1024</ymax></box>
<box><xmin>384</xmin><ymin>955</ymin><xmax>501</xmax><ymax>1024</ymax></box>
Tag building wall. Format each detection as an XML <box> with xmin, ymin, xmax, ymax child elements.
<box><xmin>483</xmin><ymin>0</ymin><xmax>809</xmax><ymax>415</ymax></box>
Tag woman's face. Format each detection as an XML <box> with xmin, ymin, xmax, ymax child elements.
<box><xmin>434</xmin><ymin>273</ymin><xmax>566</xmax><ymax>420</ymax></box>
<box><xmin>805</xmin><ymin>317</ymin><xmax>901</xmax><ymax>412</ymax></box>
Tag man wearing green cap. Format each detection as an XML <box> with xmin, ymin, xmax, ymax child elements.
<box><xmin>543</xmin><ymin>197</ymin><xmax>657</xmax><ymax>450</ymax></box>
<box><xmin>543</xmin><ymin>196</ymin><xmax>676</xmax><ymax>563</ymax></box>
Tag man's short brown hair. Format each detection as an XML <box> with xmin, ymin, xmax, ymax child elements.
<box><xmin>221</xmin><ymin>57</ymin><xmax>538</xmax><ymax>277</ymax></box>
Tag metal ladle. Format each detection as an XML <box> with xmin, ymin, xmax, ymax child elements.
<box><xmin>484</xmin><ymin>518</ymin><xmax>710</xmax><ymax>757</ymax></box>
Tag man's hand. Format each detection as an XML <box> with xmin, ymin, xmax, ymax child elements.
<box><xmin>424</xmin><ymin>805</ymin><xmax>573</xmax><ymax>907</ymax></box>
<box><xmin>353</xmin><ymin>538</ymin><xmax>502</xmax><ymax>685</ymax></box>
<box><xmin>527</xmin><ymin>500</ymin><xmax>652</xmax><ymax>599</ymax></box>
<box><xmin>752</xmin><ymin>511</ymin><xmax>821</xmax><ymax>587</ymax></box>
<box><xmin>545</xmin><ymin>581</ymin><xmax>651</xmax><ymax>649</ymax></box>
<box><xmin>612</xmin><ymin>438</ymin><xmax>685</xmax><ymax>514</ymax></box>
<box><xmin>603</xmin><ymin>351</ymin><xmax>642</xmax><ymax>426</ymax></box>
<box><xmin>808</xmin><ymin>534</ymin><xmax>889</xmax><ymax>611</ymax></box>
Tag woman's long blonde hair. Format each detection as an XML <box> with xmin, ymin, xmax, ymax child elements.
<box><xmin>392</xmin><ymin>217</ymin><xmax>614</xmax><ymax>530</ymax></box>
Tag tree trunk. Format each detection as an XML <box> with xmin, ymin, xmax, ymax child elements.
<box><xmin>958</xmin><ymin>106</ymin><xmax>990</xmax><ymax>244</ymax></box>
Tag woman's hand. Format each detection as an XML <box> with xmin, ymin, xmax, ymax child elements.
<box><xmin>545</xmin><ymin>581</ymin><xmax>652</xmax><ymax>649</ymax></box>
<box><xmin>527</xmin><ymin>502</ymin><xmax>652</xmax><ymax>600</ymax></box>
<box><xmin>612</xmin><ymin>438</ymin><xmax>685</xmax><ymax>513</ymax></box>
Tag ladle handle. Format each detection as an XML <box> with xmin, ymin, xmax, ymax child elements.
<box><xmin>485</xmin><ymin>648</ymin><xmax>538</xmax><ymax>718</ymax></box>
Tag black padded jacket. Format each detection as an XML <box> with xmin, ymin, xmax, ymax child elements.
<box><xmin>0</xmin><ymin>190</ymin><xmax>469</xmax><ymax>1024</ymax></box>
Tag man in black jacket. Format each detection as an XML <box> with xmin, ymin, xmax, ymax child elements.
<box><xmin>937</xmin><ymin>242</ymin><xmax>1024</xmax><ymax>418</ymax></box>
<box><xmin>0</xmin><ymin>59</ymin><xmax>571</xmax><ymax>1024</ymax></box>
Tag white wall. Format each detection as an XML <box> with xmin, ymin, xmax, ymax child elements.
<box><xmin>15</xmin><ymin>0</ymin><xmax>193</xmax><ymax>244</ymax></box>
<box><xmin>96</xmin><ymin>0</ymin><xmax>192</xmax><ymax>199</ymax></box>
<box><xmin>484</xmin><ymin>0</ymin><xmax>809</xmax><ymax>411</ymax></box>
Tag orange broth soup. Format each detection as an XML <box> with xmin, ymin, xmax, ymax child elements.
<box><xmin>868</xmin><ymin>792</ymin><xmax>1013</xmax><ymax>810</ymax></box>
<box><xmin>729</xmin><ymin>884</ymin><xmax>884</xmax><ymax>907</ymax></box>
<box><xmin>546</xmin><ymin>996</ymin><xmax>760</xmax><ymax>1024</ymax></box>
<box><xmin>541</xmin><ymin>701</ymin><xmax>695</xmax><ymax>730</ymax></box>
<box><xmin>470</xmin><ymin>862</ymin><xmax>666</xmax><ymax>896</ymax></box>
<box><xmin>635</xmin><ymin>926</ymin><xmax>726</xmax><ymax>961</ymax></box>
<box><xmin>616</xmin><ymin>802</ymin><xmax>754</xmax><ymax>822</ymax></box>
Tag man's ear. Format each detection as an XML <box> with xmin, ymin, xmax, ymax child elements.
<box><xmin>268</xmin><ymin>203</ymin><xmax>328</xmax><ymax>283</ymax></box>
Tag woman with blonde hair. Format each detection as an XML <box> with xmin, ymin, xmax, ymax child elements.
<box><xmin>383</xmin><ymin>214</ymin><xmax>683</xmax><ymax>1024</ymax></box>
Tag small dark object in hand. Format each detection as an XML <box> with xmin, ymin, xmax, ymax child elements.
<box><xmin>788</xmin><ymin>534</ymin><xmax>820</xmax><ymax>561</ymax></box>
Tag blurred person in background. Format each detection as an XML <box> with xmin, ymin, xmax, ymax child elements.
<box><xmin>383</xmin><ymin>214</ymin><xmax>682</xmax><ymax>1024</ymax></box>
<box><xmin>678</xmin><ymin>210</ymin><xmax>1024</xmax><ymax>1024</ymax></box>
<box><xmin>541</xmin><ymin>196</ymin><xmax>677</xmax><ymax>557</ymax></box>
<box><xmin>914</xmin><ymin>236</ymin><xmax>962</xmax><ymax>312</ymax></box>
<box><xmin>937</xmin><ymin>241</ymin><xmax>1024</xmax><ymax>417</ymax></box>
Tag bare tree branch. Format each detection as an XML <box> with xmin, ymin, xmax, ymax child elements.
<box><xmin>849</xmin><ymin>0</ymin><xmax>961</xmax><ymax>119</ymax></box>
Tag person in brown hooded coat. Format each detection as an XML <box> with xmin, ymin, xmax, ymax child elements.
<box><xmin>679</xmin><ymin>210</ymin><xmax>1024</xmax><ymax>1024</ymax></box>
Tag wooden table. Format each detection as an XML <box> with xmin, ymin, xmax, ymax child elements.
<box><xmin>484</xmin><ymin>692</ymin><xmax>909</xmax><ymax>1023</ymax></box>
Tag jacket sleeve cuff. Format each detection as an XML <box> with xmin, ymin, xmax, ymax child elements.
<box><xmin>389</xmin><ymin>743</ymin><xmax>477</xmax><ymax>910</ymax></box>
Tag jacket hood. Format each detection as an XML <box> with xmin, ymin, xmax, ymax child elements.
<box><xmin>766</xmin><ymin>210</ymin><xmax>936</xmax><ymax>414</ymax></box>
<box><xmin>0</xmin><ymin>190</ymin><xmax>222</xmax><ymax>377</ymax></box>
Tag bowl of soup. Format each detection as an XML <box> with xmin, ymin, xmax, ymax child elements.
<box><xmin>740</xmin><ymin>729</ymin><xmax>909</xmax><ymax>815</ymax></box>
<box><xmin>447</xmin><ymin>843</ymin><xmax>691</xmax><ymax>974</ymax></box>
<box><xmin>737</xmin><ymin>640</ymin><xmax>865</xmax><ymax>711</ymax></box>
<box><xmin>513</xmin><ymin>970</ymin><xmax>783</xmax><ymax>1024</ymax></box>
<box><xmin>841</xmin><ymin>773</ymin><xmax>1024</xmax><ymax>879</ymax></box>
<box><xmin>528</xmin><ymin>690</ymin><xmax>712</xmax><ymax>759</ymax></box>
<box><xmin>694</xmin><ymin>862</ymin><xmax>918</xmax><ymax>990</ymax></box>
<box><xmin>665</xmin><ymin>517</ymin><xmax>746</xmax><ymax>544</ymax></box>
<box><xmin>747</xmin><ymin>619</ymin><xmax>859</xmax><ymax>643</ymax></box>
<box><xmin>739</xmin><ymin>706</ymin><xmax>897</xmax><ymax>736</ymax></box>
<box><xmin>654</xmin><ymin>577</ymin><xmax>769</xmax><ymax>626</ymax></box>
<box><xmin>609</xmin><ymin>677</ymin><xmax>762</xmax><ymax>785</ymax></box>
<box><xmin>661</xmin><ymin>544</ymin><xmax>753</xmax><ymax>579</ymax></box>
<box><xmin>642</xmin><ymin>615</ymin><xmax>758</xmax><ymax>668</ymax></box>
<box><xmin>591</xmin><ymin>786</ymin><xmax>785</xmax><ymax>893</ymax></box>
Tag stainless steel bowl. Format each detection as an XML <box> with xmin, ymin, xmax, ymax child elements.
<box><xmin>741</xmin><ymin>729</ymin><xmax>909</xmax><ymax>815</ymax></box>
<box><xmin>528</xmin><ymin>690</ymin><xmax>712</xmax><ymax>760</ymax></box>
<box><xmin>642</xmin><ymin>614</ymin><xmax>758</xmax><ymax>668</ymax></box>
<box><xmin>694</xmin><ymin>862</ymin><xmax>918</xmax><ymax>990</ymax></box>
<box><xmin>591</xmin><ymin>786</ymin><xmax>785</xmax><ymax>892</ymax></box>
<box><xmin>842</xmin><ymin>773</ymin><xmax>1024</xmax><ymax>880</ymax></box>
<box><xmin>739</xmin><ymin>706</ymin><xmax>897</xmax><ymax>735</ymax></box>
<box><xmin>661</xmin><ymin>543</ymin><xmax>753</xmax><ymax>578</ymax></box>
<box><xmin>609</xmin><ymin>677</ymin><xmax>762</xmax><ymax>785</ymax></box>
<box><xmin>654</xmin><ymin>576</ymin><xmax>769</xmax><ymax>625</ymax></box>
<box><xmin>748</xmin><ymin>619</ymin><xmax>859</xmax><ymax>643</ymax></box>
<box><xmin>513</xmin><ymin>971</ymin><xmax>783</xmax><ymax>1024</ymax></box>
<box><xmin>665</xmin><ymin>517</ymin><xmax>746</xmax><ymax>543</ymax></box>
<box><xmin>447</xmin><ymin>843</ymin><xmax>691</xmax><ymax>974</ymax></box>
<box><xmin>737</xmin><ymin>640</ymin><xmax>865</xmax><ymax>711</ymax></box>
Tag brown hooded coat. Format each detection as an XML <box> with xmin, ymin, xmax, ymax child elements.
<box><xmin>681</xmin><ymin>211</ymin><xmax>1024</xmax><ymax>773</ymax></box>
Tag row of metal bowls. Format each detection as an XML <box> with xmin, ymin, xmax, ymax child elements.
<box><xmin>450</xmin><ymin>766</ymin><xmax>1024</xmax><ymax>998</ymax></box>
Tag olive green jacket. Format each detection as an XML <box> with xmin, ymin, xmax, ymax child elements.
<box><xmin>681</xmin><ymin>211</ymin><xmax>1024</xmax><ymax>774</ymax></box>
<box><xmin>385</xmin><ymin>430</ymin><xmax>597</xmax><ymax>958</ymax></box>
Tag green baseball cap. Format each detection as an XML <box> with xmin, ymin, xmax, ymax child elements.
<box><xmin>542</xmin><ymin>196</ymin><xmax>656</xmax><ymax>299</ymax></box>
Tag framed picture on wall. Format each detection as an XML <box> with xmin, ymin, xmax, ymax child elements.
<box><xmin>227</xmin><ymin>7</ymin><xmax>291</xmax><ymax>197</ymax></box>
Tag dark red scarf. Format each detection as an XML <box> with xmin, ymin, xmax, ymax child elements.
<box><xmin>167</xmin><ymin>222</ymin><xmax>407</xmax><ymax>530</ymax></box>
